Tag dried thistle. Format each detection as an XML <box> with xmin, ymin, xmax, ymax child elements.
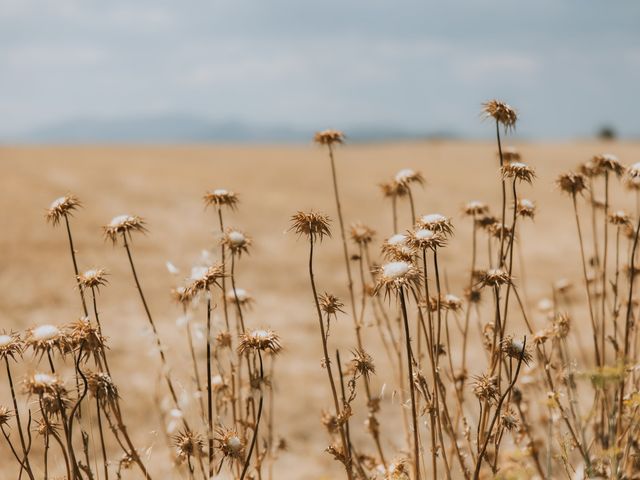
<box><xmin>609</xmin><ymin>210</ymin><xmax>631</xmax><ymax>227</ymax></box>
<box><xmin>407</xmin><ymin>228</ymin><xmax>446</xmax><ymax>251</ymax></box>
<box><xmin>501</xmin><ymin>336</ymin><xmax>532</xmax><ymax>365</ymax></box>
<box><xmin>203</xmin><ymin>189</ymin><xmax>239</xmax><ymax>210</ymax></box>
<box><xmin>501</xmin><ymin>146</ymin><xmax>521</xmax><ymax>164</ymax></box>
<box><xmin>171</xmin><ymin>286</ymin><xmax>195</xmax><ymax>306</ymax></box>
<box><xmin>0</xmin><ymin>406</ymin><xmax>12</xmax><ymax>426</ymax></box>
<box><xmin>103</xmin><ymin>214</ymin><xmax>147</xmax><ymax>243</ymax></box>
<box><xmin>463</xmin><ymin>200</ymin><xmax>489</xmax><ymax>217</ymax></box>
<box><xmin>221</xmin><ymin>228</ymin><xmax>252</xmax><ymax>257</ymax></box>
<box><xmin>516</xmin><ymin>198</ymin><xmax>536</xmax><ymax>219</ymax></box>
<box><xmin>351</xmin><ymin>348</ymin><xmax>375</xmax><ymax>381</ymax></box>
<box><xmin>186</xmin><ymin>264</ymin><xmax>225</xmax><ymax>295</ymax></box>
<box><xmin>556</xmin><ymin>172</ymin><xmax>587</xmax><ymax>195</ymax></box>
<box><xmin>0</xmin><ymin>332</ymin><xmax>23</xmax><ymax>361</ymax></box>
<box><xmin>593</xmin><ymin>153</ymin><xmax>624</xmax><ymax>177</ymax></box>
<box><xmin>216</xmin><ymin>331</ymin><xmax>232</xmax><ymax>349</ymax></box>
<box><xmin>482</xmin><ymin>99</ymin><xmax>518</xmax><ymax>131</ymax></box>
<box><xmin>238</xmin><ymin>329</ymin><xmax>282</xmax><ymax>355</ymax></box>
<box><xmin>172</xmin><ymin>429</ymin><xmax>206</xmax><ymax>462</ymax></box>
<box><xmin>501</xmin><ymin>161</ymin><xmax>536</xmax><ymax>184</ymax></box>
<box><xmin>480</xmin><ymin>269</ymin><xmax>511</xmax><ymax>288</ymax></box>
<box><xmin>25</xmin><ymin>324</ymin><xmax>69</xmax><ymax>357</ymax></box>
<box><xmin>418</xmin><ymin>213</ymin><xmax>454</xmax><ymax>236</ymax></box>
<box><xmin>314</xmin><ymin>129</ymin><xmax>345</xmax><ymax>146</ymax></box>
<box><xmin>77</xmin><ymin>268</ymin><xmax>108</xmax><ymax>291</ymax></box>
<box><xmin>226</xmin><ymin>288</ymin><xmax>254</xmax><ymax>307</ymax></box>
<box><xmin>66</xmin><ymin>318</ymin><xmax>105</xmax><ymax>358</ymax></box>
<box><xmin>290</xmin><ymin>211</ymin><xmax>331</xmax><ymax>242</ymax></box>
<box><xmin>472</xmin><ymin>374</ymin><xmax>499</xmax><ymax>402</ymax></box>
<box><xmin>374</xmin><ymin>261</ymin><xmax>421</xmax><ymax>297</ymax></box>
<box><xmin>318</xmin><ymin>293</ymin><xmax>345</xmax><ymax>317</ymax></box>
<box><xmin>215</xmin><ymin>427</ymin><xmax>245</xmax><ymax>461</ymax></box>
<box><xmin>87</xmin><ymin>371</ymin><xmax>119</xmax><ymax>405</ymax></box>
<box><xmin>24</xmin><ymin>372</ymin><xmax>64</xmax><ymax>396</ymax></box>
<box><xmin>46</xmin><ymin>194</ymin><xmax>81</xmax><ymax>226</ymax></box>
<box><xmin>379</xmin><ymin>181</ymin><xmax>408</xmax><ymax>198</ymax></box>
<box><xmin>349</xmin><ymin>222</ymin><xmax>375</xmax><ymax>245</ymax></box>
<box><xmin>394</xmin><ymin>168</ymin><xmax>425</xmax><ymax>188</ymax></box>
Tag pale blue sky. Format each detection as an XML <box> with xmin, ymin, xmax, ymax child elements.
<box><xmin>0</xmin><ymin>0</ymin><xmax>639</xmax><ymax>140</ymax></box>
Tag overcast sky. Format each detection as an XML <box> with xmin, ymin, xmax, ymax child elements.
<box><xmin>1</xmin><ymin>0</ymin><xmax>639</xmax><ymax>139</ymax></box>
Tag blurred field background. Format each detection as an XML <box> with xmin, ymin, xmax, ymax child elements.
<box><xmin>1</xmin><ymin>140</ymin><xmax>639</xmax><ymax>477</ymax></box>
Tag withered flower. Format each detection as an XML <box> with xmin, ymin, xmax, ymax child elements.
<box><xmin>46</xmin><ymin>195</ymin><xmax>81</xmax><ymax>226</ymax></box>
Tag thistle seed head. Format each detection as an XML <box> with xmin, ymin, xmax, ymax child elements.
<box><xmin>314</xmin><ymin>129</ymin><xmax>345</xmax><ymax>146</ymax></box>
<box><xmin>46</xmin><ymin>195</ymin><xmax>81</xmax><ymax>226</ymax></box>
<box><xmin>290</xmin><ymin>211</ymin><xmax>331</xmax><ymax>242</ymax></box>
<box><xmin>349</xmin><ymin>222</ymin><xmax>375</xmax><ymax>245</ymax></box>
<box><xmin>482</xmin><ymin>99</ymin><xmax>518</xmax><ymax>131</ymax></box>
<box><xmin>0</xmin><ymin>332</ymin><xmax>23</xmax><ymax>361</ymax></box>
<box><xmin>203</xmin><ymin>189</ymin><xmax>239</xmax><ymax>210</ymax></box>
<box><xmin>394</xmin><ymin>168</ymin><xmax>424</xmax><ymax>187</ymax></box>
<box><xmin>77</xmin><ymin>268</ymin><xmax>108</xmax><ymax>291</ymax></box>
<box><xmin>418</xmin><ymin>213</ymin><xmax>453</xmax><ymax>236</ymax></box>
<box><xmin>222</xmin><ymin>229</ymin><xmax>252</xmax><ymax>257</ymax></box>
<box><xmin>463</xmin><ymin>200</ymin><xmax>489</xmax><ymax>217</ymax></box>
<box><xmin>238</xmin><ymin>329</ymin><xmax>282</xmax><ymax>355</ymax></box>
<box><xmin>501</xmin><ymin>161</ymin><xmax>535</xmax><ymax>184</ymax></box>
<box><xmin>556</xmin><ymin>172</ymin><xmax>587</xmax><ymax>195</ymax></box>
<box><xmin>103</xmin><ymin>215</ymin><xmax>147</xmax><ymax>243</ymax></box>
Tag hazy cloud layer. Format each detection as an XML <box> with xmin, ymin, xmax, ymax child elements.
<box><xmin>0</xmin><ymin>0</ymin><xmax>639</xmax><ymax>140</ymax></box>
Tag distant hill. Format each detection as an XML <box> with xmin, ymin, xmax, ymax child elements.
<box><xmin>9</xmin><ymin>113</ymin><xmax>456</xmax><ymax>144</ymax></box>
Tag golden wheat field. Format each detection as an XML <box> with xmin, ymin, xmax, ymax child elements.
<box><xmin>2</xmin><ymin>138</ymin><xmax>640</xmax><ymax>480</ymax></box>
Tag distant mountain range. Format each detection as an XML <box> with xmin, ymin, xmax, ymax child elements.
<box><xmin>5</xmin><ymin>113</ymin><xmax>457</xmax><ymax>144</ymax></box>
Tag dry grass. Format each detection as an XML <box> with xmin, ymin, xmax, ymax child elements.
<box><xmin>1</xmin><ymin>138</ymin><xmax>640</xmax><ymax>479</ymax></box>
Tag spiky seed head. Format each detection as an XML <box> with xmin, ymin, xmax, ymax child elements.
<box><xmin>556</xmin><ymin>172</ymin><xmax>587</xmax><ymax>195</ymax></box>
<box><xmin>407</xmin><ymin>228</ymin><xmax>445</xmax><ymax>251</ymax></box>
<box><xmin>314</xmin><ymin>129</ymin><xmax>345</xmax><ymax>146</ymax></box>
<box><xmin>579</xmin><ymin>159</ymin><xmax>604</xmax><ymax>178</ymax></box>
<box><xmin>553</xmin><ymin>312</ymin><xmax>571</xmax><ymax>339</ymax></box>
<box><xmin>0</xmin><ymin>406</ymin><xmax>12</xmax><ymax>426</ymax></box>
<box><xmin>226</xmin><ymin>288</ymin><xmax>254</xmax><ymax>307</ymax></box>
<box><xmin>593</xmin><ymin>153</ymin><xmax>624</xmax><ymax>176</ymax></box>
<box><xmin>77</xmin><ymin>268</ymin><xmax>108</xmax><ymax>291</ymax></box>
<box><xmin>624</xmin><ymin>162</ymin><xmax>640</xmax><ymax>190</ymax></box>
<box><xmin>394</xmin><ymin>168</ymin><xmax>424</xmax><ymax>187</ymax></box>
<box><xmin>501</xmin><ymin>146</ymin><xmax>521</xmax><ymax>164</ymax></box>
<box><xmin>516</xmin><ymin>198</ymin><xmax>536</xmax><ymax>219</ymax></box>
<box><xmin>0</xmin><ymin>332</ymin><xmax>23</xmax><ymax>361</ymax></box>
<box><xmin>186</xmin><ymin>264</ymin><xmax>225</xmax><ymax>295</ymax></box>
<box><xmin>203</xmin><ymin>189</ymin><xmax>239</xmax><ymax>210</ymax></box>
<box><xmin>349</xmin><ymin>222</ymin><xmax>375</xmax><ymax>245</ymax></box>
<box><xmin>374</xmin><ymin>261</ymin><xmax>421</xmax><ymax>297</ymax></box>
<box><xmin>501</xmin><ymin>161</ymin><xmax>536</xmax><ymax>183</ymax></box>
<box><xmin>501</xmin><ymin>336</ymin><xmax>532</xmax><ymax>365</ymax></box>
<box><xmin>463</xmin><ymin>200</ymin><xmax>489</xmax><ymax>216</ymax></box>
<box><xmin>222</xmin><ymin>229</ymin><xmax>251</xmax><ymax>257</ymax></box>
<box><xmin>238</xmin><ymin>329</ymin><xmax>282</xmax><ymax>355</ymax></box>
<box><xmin>26</xmin><ymin>324</ymin><xmax>69</xmax><ymax>356</ymax></box>
<box><xmin>172</xmin><ymin>429</ymin><xmax>206</xmax><ymax>461</ymax></box>
<box><xmin>216</xmin><ymin>331</ymin><xmax>232</xmax><ymax>349</ymax></box>
<box><xmin>67</xmin><ymin>318</ymin><xmax>104</xmax><ymax>358</ymax></box>
<box><xmin>25</xmin><ymin>372</ymin><xmax>64</xmax><ymax>396</ymax></box>
<box><xmin>87</xmin><ymin>372</ymin><xmax>119</xmax><ymax>405</ymax></box>
<box><xmin>171</xmin><ymin>286</ymin><xmax>195</xmax><ymax>306</ymax></box>
<box><xmin>103</xmin><ymin>215</ymin><xmax>146</xmax><ymax>243</ymax></box>
<box><xmin>442</xmin><ymin>294</ymin><xmax>463</xmax><ymax>312</ymax></box>
<box><xmin>46</xmin><ymin>195</ymin><xmax>81</xmax><ymax>226</ymax></box>
<box><xmin>609</xmin><ymin>210</ymin><xmax>631</xmax><ymax>227</ymax></box>
<box><xmin>379</xmin><ymin>181</ymin><xmax>408</xmax><ymax>198</ymax></box>
<box><xmin>472</xmin><ymin>374</ymin><xmax>499</xmax><ymax>402</ymax></box>
<box><xmin>488</xmin><ymin>222</ymin><xmax>512</xmax><ymax>240</ymax></box>
<box><xmin>318</xmin><ymin>293</ymin><xmax>345</xmax><ymax>316</ymax></box>
<box><xmin>500</xmin><ymin>408</ymin><xmax>520</xmax><ymax>431</ymax></box>
<box><xmin>480</xmin><ymin>269</ymin><xmax>511</xmax><ymax>288</ymax></box>
<box><xmin>482</xmin><ymin>99</ymin><xmax>518</xmax><ymax>131</ymax></box>
<box><xmin>290</xmin><ymin>211</ymin><xmax>331</xmax><ymax>242</ymax></box>
<box><xmin>215</xmin><ymin>427</ymin><xmax>245</xmax><ymax>460</ymax></box>
<box><xmin>418</xmin><ymin>213</ymin><xmax>454</xmax><ymax>236</ymax></box>
<box><xmin>351</xmin><ymin>349</ymin><xmax>375</xmax><ymax>381</ymax></box>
